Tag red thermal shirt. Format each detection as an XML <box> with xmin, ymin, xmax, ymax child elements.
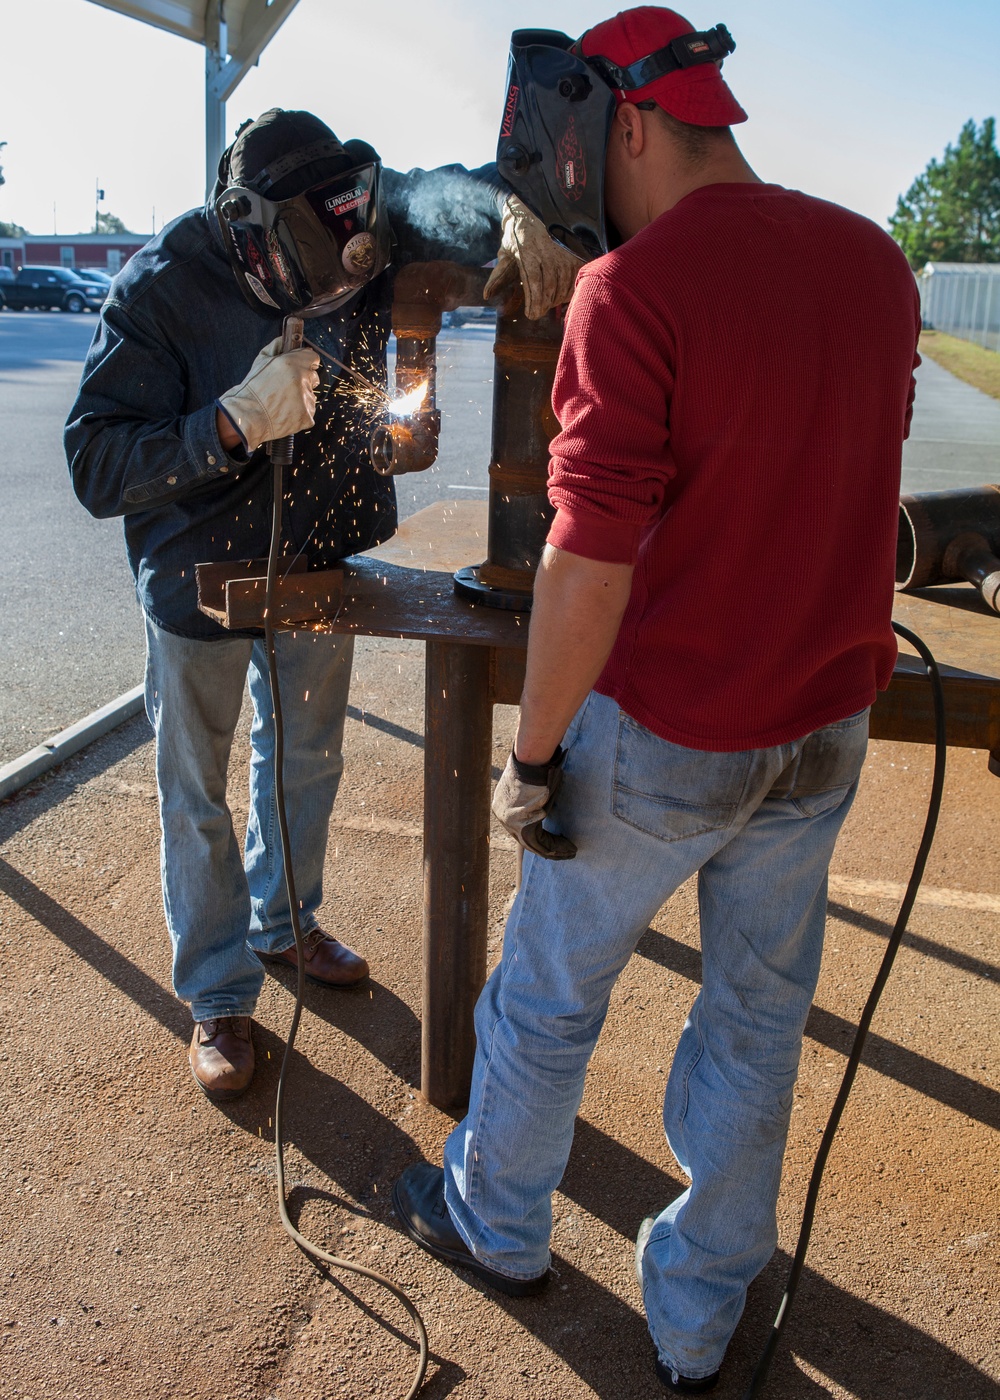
<box><xmin>547</xmin><ymin>183</ymin><xmax>921</xmax><ymax>751</ymax></box>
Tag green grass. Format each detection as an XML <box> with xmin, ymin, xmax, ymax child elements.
<box><xmin>919</xmin><ymin>330</ymin><xmax>1000</xmax><ymax>401</ymax></box>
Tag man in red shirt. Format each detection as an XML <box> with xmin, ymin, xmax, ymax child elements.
<box><xmin>394</xmin><ymin>9</ymin><xmax>920</xmax><ymax>1391</ymax></box>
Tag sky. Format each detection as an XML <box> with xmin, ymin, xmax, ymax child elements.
<box><xmin>1</xmin><ymin>0</ymin><xmax>998</xmax><ymax>238</ymax></box>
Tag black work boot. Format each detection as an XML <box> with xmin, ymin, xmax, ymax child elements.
<box><xmin>636</xmin><ymin>1214</ymin><xmax>721</xmax><ymax>1394</ymax></box>
<box><xmin>392</xmin><ymin>1162</ymin><xmax>548</xmax><ymax>1297</ymax></box>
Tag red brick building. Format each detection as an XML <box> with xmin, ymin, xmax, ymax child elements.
<box><xmin>0</xmin><ymin>232</ymin><xmax>150</xmax><ymax>274</ymax></box>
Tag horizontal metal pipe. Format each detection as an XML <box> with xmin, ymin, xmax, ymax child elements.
<box><xmin>897</xmin><ymin>486</ymin><xmax>1000</xmax><ymax>612</ymax></box>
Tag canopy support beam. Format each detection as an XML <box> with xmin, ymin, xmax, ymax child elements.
<box><xmin>84</xmin><ymin>0</ymin><xmax>301</xmax><ymax>200</ymax></box>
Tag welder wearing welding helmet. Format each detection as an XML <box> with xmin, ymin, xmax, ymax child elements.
<box><xmin>67</xmin><ymin>107</ymin><xmax>577</xmax><ymax>1108</ymax></box>
<box><xmin>393</xmin><ymin>9</ymin><xmax>922</xmax><ymax>1393</ymax></box>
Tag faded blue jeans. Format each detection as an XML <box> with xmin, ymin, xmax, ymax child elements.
<box><xmin>144</xmin><ymin>615</ymin><xmax>354</xmax><ymax>1022</ymax></box>
<box><xmin>443</xmin><ymin>691</ymin><xmax>869</xmax><ymax>1380</ymax></box>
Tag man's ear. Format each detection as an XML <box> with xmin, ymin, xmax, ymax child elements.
<box><xmin>614</xmin><ymin>102</ymin><xmax>647</xmax><ymax>159</ymax></box>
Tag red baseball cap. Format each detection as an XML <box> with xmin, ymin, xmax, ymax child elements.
<box><xmin>581</xmin><ymin>7</ymin><xmax>748</xmax><ymax>127</ymax></box>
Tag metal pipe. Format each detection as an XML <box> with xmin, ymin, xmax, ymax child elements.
<box><xmin>897</xmin><ymin>486</ymin><xmax>1000</xmax><ymax>613</ymax></box>
<box><xmin>454</xmin><ymin>287</ymin><xmax>564</xmax><ymax>609</ymax></box>
<box><xmin>371</xmin><ymin>262</ymin><xmax>489</xmax><ymax>477</ymax></box>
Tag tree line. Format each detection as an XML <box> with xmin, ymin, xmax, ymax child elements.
<box><xmin>890</xmin><ymin>117</ymin><xmax>1000</xmax><ymax>269</ymax></box>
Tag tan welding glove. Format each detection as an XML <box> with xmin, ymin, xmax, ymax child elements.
<box><xmin>484</xmin><ymin>196</ymin><xmax>585</xmax><ymax>320</ymax></box>
<box><xmin>218</xmin><ymin>337</ymin><xmax>320</xmax><ymax>452</ymax></box>
<box><xmin>492</xmin><ymin>746</ymin><xmax>577</xmax><ymax>860</ymax></box>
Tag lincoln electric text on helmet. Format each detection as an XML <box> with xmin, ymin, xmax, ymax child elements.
<box><xmin>216</xmin><ymin>136</ymin><xmax>391</xmax><ymax>317</ymax></box>
<box><xmin>497</xmin><ymin>23</ymin><xmax>735</xmax><ymax>260</ymax></box>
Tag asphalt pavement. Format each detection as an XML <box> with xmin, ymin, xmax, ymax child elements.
<box><xmin>1</xmin><ymin>309</ymin><xmax>998</xmax><ymax>765</ymax></box>
<box><xmin>901</xmin><ymin>355</ymin><xmax>1000</xmax><ymax>493</ymax></box>
<box><xmin>0</xmin><ymin>311</ymin><xmax>144</xmax><ymax>763</ymax></box>
<box><xmin>0</xmin><ymin>313</ymin><xmax>495</xmax><ymax>764</ymax></box>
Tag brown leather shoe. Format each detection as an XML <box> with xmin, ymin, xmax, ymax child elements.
<box><xmin>260</xmin><ymin>927</ymin><xmax>369</xmax><ymax>988</ymax></box>
<box><xmin>189</xmin><ymin>1016</ymin><xmax>255</xmax><ymax>1101</ymax></box>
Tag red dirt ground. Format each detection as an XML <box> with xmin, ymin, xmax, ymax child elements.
<box><xmin>1</xmin><ymin>635</ymin><xmax>997</xmax><ymax>1399</ymax></box>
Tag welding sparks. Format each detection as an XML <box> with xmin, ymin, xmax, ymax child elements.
<box><xmin>387</xmin><ymin>380</ymin><xmax>429</xmax><ymax>417</ymax></box>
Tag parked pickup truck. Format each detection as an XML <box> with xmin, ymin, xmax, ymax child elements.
<box><xmin>1</xmin><ymin>265</ymin><xmax>107</xmax><ymax>313</ymax></box>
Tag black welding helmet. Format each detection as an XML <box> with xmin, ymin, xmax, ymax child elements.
<box><xmin>497</xmin><ymin>30</ymin><xmax>614</xmax><ymax>261</ymax></box>
<box><xmin>215</xmin><ymin>108</ymin><xmax>391</xmax><ymax>317</ymax></box>
<box><xmin>497</xmin><ymin>11</ymin><xmax>742</xmax><ymax>260</ymax></box>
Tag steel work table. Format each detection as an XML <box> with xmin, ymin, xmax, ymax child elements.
<box><xmin>334</xmin><ymin>502</ymin><xmax>1000</xmax><ymax>1110</ymax></box>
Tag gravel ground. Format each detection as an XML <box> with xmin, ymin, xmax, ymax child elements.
<box><xmin>1</xmin><ymin>633</ymin><xmax>998</xmax><ymax>1399</ymax></box>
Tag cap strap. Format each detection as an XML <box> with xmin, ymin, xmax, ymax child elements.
<box><xmin>587</xmin><ymin>23</ymin><xmax>735</xmax><ymax>92</ymax></box>
<box><xmin>250</xmin><ymin>137</ymin><xmax>349</xmax><ymax>194</ymax></box>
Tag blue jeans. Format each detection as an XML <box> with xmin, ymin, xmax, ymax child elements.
<box><xmin>143</xmin><ymin>615</ymin><xmax>354</xmax><ymax>1022</ymax></box>
<box><xmin>443</xmin><ymin>691</ymin><xmax>868</xmax><ymax>1380</ymax></box>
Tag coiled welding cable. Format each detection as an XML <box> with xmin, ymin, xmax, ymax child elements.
<box><xmin>743</xmin><ymin>620</ymin><xmax>946</xmax><ymax>1398</ymax></box>
<box><xmin>264</xmin><ymin>443</ymin><xmax>429</xmax><ymax>1400</ymax></box>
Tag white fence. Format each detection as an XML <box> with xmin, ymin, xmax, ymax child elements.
<box><xmin>917</xmin><ymin>262</ymin><xmax>1000</xmax><ymax>353</ymax></box>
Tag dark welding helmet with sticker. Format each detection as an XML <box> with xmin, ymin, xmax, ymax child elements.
<box><xmin>497</xmin><ymin>13</ymin><xmax>740</xmax><ymax>260</ymax></box>
<box><xmin>216</xmin><ymin>124</ymin><xmax>390</xmax><ymax>318</ymax></box>
<box><xmin>497</xmin><ymin>30</ymin><xmax>614</xmax><ymax>262</ymax></box>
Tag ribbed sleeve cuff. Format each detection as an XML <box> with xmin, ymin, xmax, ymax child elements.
<box><xmin>546</xmin><ymin>505</ymin><xmax>643</xmax><ymax>565</ymax></box>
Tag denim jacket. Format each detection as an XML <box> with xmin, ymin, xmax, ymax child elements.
<box><xmin>65</xmin><ymin>165</ymin><xmax>503</xmax><ymax>639</ymax></box>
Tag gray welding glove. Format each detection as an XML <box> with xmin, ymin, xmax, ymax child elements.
<box><xmin>218</xmin><ymin>337</ymin><xmax>320</xmax><ymax>452</ymax></box>
<box><xmin>484</xmin><ymin>196</ymin><xmax>585</xmax><ymax>320</ymax></box>
<box><xmin>492</xmin><ymin>745</ymin><xmax>577</xmax><ymax>860</ymax></box>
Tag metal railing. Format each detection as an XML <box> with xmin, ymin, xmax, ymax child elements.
<box><xmin>918</xmin><ymin>262</ymin><xmax>1000</xmax><ymax>353</ymax></box>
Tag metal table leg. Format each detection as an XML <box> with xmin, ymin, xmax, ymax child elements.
<box><xmin>421</xmin><ymin>640</ymin><xmax>493</xmax><ymax>1110</ymax></box>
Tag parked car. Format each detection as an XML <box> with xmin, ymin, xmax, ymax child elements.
<box><xmin>0</xmin><ymin>266</ymin><xmax>13</xmax><ymax>309</ymax></box>
<box><xmin>78</xmin><ymin>268</ymin><xmax>114</xmax><ymax>288</ymax></box>
<box><xmin>2</xmin><ymin>265</ymin><xmax>107</xmax><ymax>313</ymax></box>
<box><xmin>443</xmin><ymin>305</ymin><xmax>498</xmax><ymax>329</ymax></box>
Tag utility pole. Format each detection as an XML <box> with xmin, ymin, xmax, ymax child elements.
<box><xmin>94</xmin><ymin>179</ymin><xmax>105</xmax><ymax>234</ymax></box>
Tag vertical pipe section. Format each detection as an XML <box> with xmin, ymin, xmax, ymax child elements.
<box><xmin>480</xmin><ymin>292</ymin><xmax>563</xmax><ymax>595</ymax></box>
<box><xmin>422</xmin><ymin>640</ymin><xmax>493</xmax><ymax>1109</ymax></box>
<box><xmin>455</xmin><ymin>289</ymin><xmax>564</xmax><ymax>608</ymax></box>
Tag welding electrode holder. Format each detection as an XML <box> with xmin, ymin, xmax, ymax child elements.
<box><xmin>896</xmin><ymin>485</ymin><xmax>1000</xmax><ymax>614</ymax></box>
<box><xmin>267</xmin><ymin>315</ymin><xmax>306</xmax><ymax>466</ymax></box>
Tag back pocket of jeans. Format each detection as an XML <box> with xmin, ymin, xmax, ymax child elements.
<box><xmin>612</xmin><ymin>711</ymin><xmax>752</xmax><ymax>843</ymax></box>
<box><xmin>770</xmin><ymin>709</ymin><xmax>869</xmax><ymax>818</ymax></box>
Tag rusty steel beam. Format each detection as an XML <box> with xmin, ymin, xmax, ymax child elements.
<box><xmin>421</xmin><ymin>639</ymin><xmax>493</xmax><ymax>1109</ymax></box>
<box><xmin>195</xmin><ymin>556</ymin><xmax>343</xmax><ymax>630</ymax></box>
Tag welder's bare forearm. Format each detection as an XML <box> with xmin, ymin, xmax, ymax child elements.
<box><xmin>515</xmin><ymin>545</ymin><xmax>634</xmax><ymax>765</ymax></box>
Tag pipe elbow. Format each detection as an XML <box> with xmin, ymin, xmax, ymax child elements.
<box><xmin>369</xmin><ymin>410</ymin><xmax>442</xmax><ymax>476</ymax></box>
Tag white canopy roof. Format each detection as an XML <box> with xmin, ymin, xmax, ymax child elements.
<box><xmin>84</xmin><ymin>0</ymin><xmax>299</xmax><ymax>66</ymax></box>
<box><xmin>84</xmin><ymin>1</ymin><xmax>302</xmax><ymax>191</ymax></box>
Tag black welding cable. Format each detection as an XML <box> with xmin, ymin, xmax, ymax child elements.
<box><xmin>264</xmin><ymin>449</ymin><xmax>429</xmax><ymax>1400</ymax></box>
<box><xmin>743</xmin><ymin>620</ymin><xmax>946</xmax><ymax>1398</ymax></box>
